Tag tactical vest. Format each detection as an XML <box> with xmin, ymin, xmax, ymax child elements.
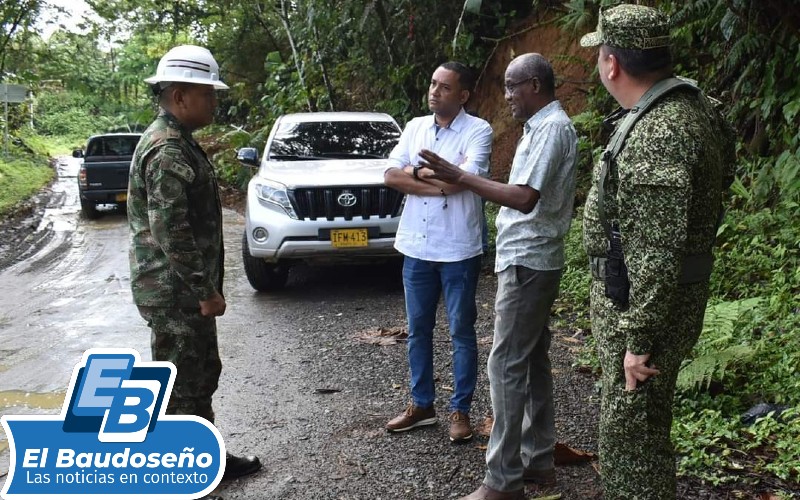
<box><xmin>596</xmin><ymin>77</ymin><xmax>718</xmax><ymax>286</ymax></box>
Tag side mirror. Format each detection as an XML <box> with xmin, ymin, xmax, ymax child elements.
<box><xmin>236</xmin><ymin>147</ymin><xmax>260</xmax><ymax>167</ymax></box>
<box><xmin>72</xmin><ymin>149</ymin><xmax>83</xmax><ymax>158</ymax></box>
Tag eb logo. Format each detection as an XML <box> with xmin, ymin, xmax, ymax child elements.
<box><xmin>62</xmin><ymin>352</ymin><xmax>175</xmax><ymax>443</ymax></box>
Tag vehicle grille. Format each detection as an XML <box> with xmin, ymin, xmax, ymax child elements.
<box><xmin>289</xmin><ymin>186</ymin><xmax>404</xmax><ymax>221</ymax></box>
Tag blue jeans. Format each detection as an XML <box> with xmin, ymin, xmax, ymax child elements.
<box><xmin>402</xmin><ymin>255</ymin><xmax>481</xmax><ymax>413</ymax></box>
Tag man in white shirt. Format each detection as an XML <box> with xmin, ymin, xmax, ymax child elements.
<box><xmin>421</xmin><ymin>53</ymin><xmax>578</xmax><ymax>500</ymax></box>
<box><xmin>383</xmin><ymin>61</ymin><xmax>493</xmax><ymax>443</ymax></box>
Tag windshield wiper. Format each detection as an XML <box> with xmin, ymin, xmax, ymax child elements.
<box><xmin>268</xmin><ymin>154</ymin><xmax>329</xmax><ymax>161</ymax></box>
<box><xmin>316</xmin><ymin>152</ymin><xmax>385</xmax><ymax>159</ymax></box>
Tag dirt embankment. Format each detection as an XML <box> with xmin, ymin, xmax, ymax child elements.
<box><xmin>470</xmin><ymin>13</ymin><xmax>597</xmax><ymax>182</ymax></box>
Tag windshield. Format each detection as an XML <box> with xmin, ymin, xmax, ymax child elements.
<box><xmin>86</xmin><ymin>135</ymin><xmax>141</xmax><ymax>157</ymax></box>
<box><xmin>268</xmin><ymin>120</ymin><xmax>400</xmax><ymax>160</ymax></box>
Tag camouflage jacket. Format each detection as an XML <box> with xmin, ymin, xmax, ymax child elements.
<box><xmin>583</xmin><ymin>84</ymin><xmax>735</xmax><ymax>354</ymax></box>
<box><xmin>128</xmin><ymin>111</ymin><xmax>224</xmax><ymax>307</ymax></box>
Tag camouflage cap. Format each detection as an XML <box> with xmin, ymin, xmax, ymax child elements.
<box><xmin>580</xmin><ymin>4</ymin><xmax>671</xmax><ymax>50</ymax></box>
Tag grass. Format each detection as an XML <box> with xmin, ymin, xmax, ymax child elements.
<box><xmin>0</xmin><ymin>156</ymin><xmax>54</xmax><ymax>216</ymax></box>
<box><xmin>0</xmin><ymin>130</ymin><xmax>75</xmax><ymax>217</ymax></box>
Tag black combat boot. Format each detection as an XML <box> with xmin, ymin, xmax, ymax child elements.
<box><xmin>222</xmin><ymin>453</ymin><xmax>262</xmax><ymax>480</ymax></box>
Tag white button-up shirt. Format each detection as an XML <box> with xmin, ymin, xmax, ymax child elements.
<box><xmin>388</xmin><ymin>108</ymin><xmax>492</xmax><ymax>262</ymax></box>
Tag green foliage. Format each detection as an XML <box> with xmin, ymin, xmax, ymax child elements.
<box><xmin>677</xmin><ymin>345</ymin><xmax>755</xmax><ymax>393</ymax></box>
<box><xmin>16</xmin><ymin>130</ymin><xmax>79</xmax><ymax>156</ymax></box>
<box><xmin>673</xmin><ymin>405</ymin><xmax>800</xmax><ymax>486</ymax></box>
<box><xmin>194</xmin><ymin>123</ymin><xmax>269</xmax><ymax>192</ymax></box>
<box><xmin>556</xmin><ymin>0</ymin><xmax>800</xmax><ymax>491</ymax></box>
<box><xmin>557</xmin><ymin>0</ymin><xmax>616</xmax><ymax>34</ymax></box>
<box><xmin>484</xmin><ymin>201</ymin><xmax>500</xmax><ymax>255</ymax></box>
<box><xmin>676</xmin><ymin>298</ymin><xmax>762</xmax><ymax>393</ymax></box>
<box><xmin>556</xmin><ymin>215</ymin><xmax>591</xmax><ymax>322</ymax></box>
<box><xmin>0</xmin><ymin>153</ymin><xmax>54</xmax><ymax>216</ymax></box>
<box><xmin>33</xmin><ymin>91</ymin><xmax>100</xmax><ymax>139</ymax></box>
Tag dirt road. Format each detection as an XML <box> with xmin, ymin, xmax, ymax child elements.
<box><xmin>0</xmin><ymin>157</ymin><xmax>606</xmax><ymax>499</ymax></box>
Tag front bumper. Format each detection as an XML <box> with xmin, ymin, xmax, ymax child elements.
<box><xmin>244</xmin><ymin>189</ymin><xmax>400</xmax><ymax>263</ymax></box>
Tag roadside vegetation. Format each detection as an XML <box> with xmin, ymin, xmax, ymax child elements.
<box><xmin>0</xmin><ymin>154</ymin><xmax>53</xmax><ymax>216</ymax></box>
<box><xmin>1</xmin><ymin>0</ymin><xmax>797</xmax><ymax>494</ymax></box>
<box><xmin>556</xmin><ymin>1</ymin><xmax>800</xmax><ymax>493</ymax></box>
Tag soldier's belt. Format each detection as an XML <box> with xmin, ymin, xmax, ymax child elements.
<box><xmin>589</xmin><ymin>254</ymin><xmax>714</xmax><ymax>285</ymax></box>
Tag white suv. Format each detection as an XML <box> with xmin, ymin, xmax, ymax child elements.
<box><xmin>237</xmin><ymin>112</ymin><xmax>404</xmax><ymax>291</ymax></box>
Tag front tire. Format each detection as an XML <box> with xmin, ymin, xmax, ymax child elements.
<box><xmin>80</xmin><ymin>198</ymin><xmax>100</xmax><ymax>219</ymax></box>
<box><xmin>241</xmin><ymin>231</ymin><xmax>288</xmax><ymax>291</ymax></box>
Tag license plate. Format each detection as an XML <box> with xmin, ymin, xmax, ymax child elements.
<box><xmin>116</xmin><ymin>193</ymin><xmax>128</xmax><ymax>202</ymax></box>
<box><xmin>330</xmin><ymin>228</ymin><xmax>368</xmax><ymax>248</ymax></box>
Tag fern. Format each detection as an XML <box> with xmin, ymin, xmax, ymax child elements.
<box><xmin>677</xmin><ymin>344</ymin><xmax>755</xmax><ymax>391</ymax></box>
<box><xmin>702</xmin><ymin>297</ymin><xmax>762</xmax><ymax>340</ymax></box>
<box><xmin>676</xmin><ymin>297</ymin><xmax>762</xmax><ymax>392</ymax></box>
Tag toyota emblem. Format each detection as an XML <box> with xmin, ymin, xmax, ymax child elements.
<box><xmin>337</xmin><ymin>192</ymin><xmax>357</xmax><ymax>207</ymax></box>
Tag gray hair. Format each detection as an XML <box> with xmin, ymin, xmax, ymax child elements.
<box><xmin>510</xmin><ymin>53</ymin><xmax>555</xmax><ymax>95</ymax></box>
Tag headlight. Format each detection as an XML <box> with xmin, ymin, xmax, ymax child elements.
<box><xmin>254</xmin><ymin>179</ymin><xmax>297</xmax><ymax>218</ymax></box>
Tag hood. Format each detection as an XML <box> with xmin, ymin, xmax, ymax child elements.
<box><xmin>256</xmin><ymin>158</ymin><xmax>393</xmax><ymax>188</ymax></box>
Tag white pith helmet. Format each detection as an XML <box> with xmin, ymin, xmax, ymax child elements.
<box><xmin>144</xmin><ymin>45</ymin><xmax>229</xmax><ymax>90</ymax></box>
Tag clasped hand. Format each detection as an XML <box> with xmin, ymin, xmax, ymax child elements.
<box><xmin>418</xmin><ymin>149</ymin><xmax>463</xmax><ymax>184</ymax></box>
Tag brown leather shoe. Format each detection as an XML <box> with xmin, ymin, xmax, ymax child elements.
<box><xmin>386</xmin><ymin>404</ymin><xmax>436</xmax><ymax>432</ymax></box>
<box><xmin>449</xmin><ymin>410</ymin><xmax>473</xmax><ymax>442</ymax></box>
<box><xmin>459</xmin><ymin>484</ymin><xmax>525</xmax><ymax>500</ymax></box>
<box><xmin>522</xmin><ymin>466</ymin><xmax>556</xmax><ymax>486</ymax></box>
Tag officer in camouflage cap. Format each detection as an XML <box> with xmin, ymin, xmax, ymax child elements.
<box><xmin>129</xmin><ymin>45</ymin><xmax>260</xmax><ymax>490</ymax></box>
<box><xmin>581</xmin><ymin>5</ymin><xmax>735</xmax><ymax>499</ymax></box>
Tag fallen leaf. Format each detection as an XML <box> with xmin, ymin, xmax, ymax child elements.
<box><xmin>477</xmin><ymin>417</ymin><xmax>597</xmax><ymax>466</ymax></box>
<box><xmin>554</xmin><ymin>442</ymin><xmax>596</xmax><ymax>465</ymax></box>
<box><xmin>354</xmin><ymin>326</ymin><xmax>408</xmax><ymax>345</ymax></box>
<box><xmin>477</xmin><ymin>336</ymin><xmax>493</xmax><ymax>345</ymax></box>
<box><xmin>758</xmin><ymin>493</ymin><xmax>782</xmax><ymax>500</ymax></box>
<box><xmin>442</xmin><ymin>385</ymin><xmax>454</xmax><ymax>392</ymax></box>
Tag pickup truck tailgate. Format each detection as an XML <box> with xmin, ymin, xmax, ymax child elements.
<box><xmin>84</xmin><ymin>159</ymin><xmax>131</xmax><ymax>190</ymax></box>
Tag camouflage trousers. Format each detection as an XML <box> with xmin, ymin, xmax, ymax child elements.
<box><xmin>590</xmin><ymin>279</ymin><xmax>709</xmax><ymax>500</ymax></box>
<box><xmin>137</xmin><ymin>306</ymin><xmax>222</xmax><ymax>423</ymax></box>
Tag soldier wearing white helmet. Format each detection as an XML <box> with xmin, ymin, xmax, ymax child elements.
<box><xmin>145</xmin><ymin>44</ymin><xmax>229</xmax><ymax>94</ymax></box>
<box><xmin>129</xmin><ymin>45</ymin><xmax>261</xmax><ymax>500</ymax></box>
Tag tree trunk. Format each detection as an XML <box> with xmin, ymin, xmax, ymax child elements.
<box><xmin>276</xmin><ymin>0</ymin><xmax>315</xmax><ymax>112</ymax></box>
<box><xmin>313</xmin><ymin>26</ymin><xmax>336</xmax><ymax>111</ymax></box>
<box><xmin>373</xmin><ymin>0</ymin><xmax>421</xmax><ymax>115</ymax></box>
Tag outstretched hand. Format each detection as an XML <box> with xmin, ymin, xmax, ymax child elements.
<box><xmin>623</xmin><ymin>351</ymin><xmax>660</xmax><ymax>391</ymax></box>
<box><xmin>418</xmin><ymin>149</ymin><xmax>463</xmax><ymax>184</ymax></box>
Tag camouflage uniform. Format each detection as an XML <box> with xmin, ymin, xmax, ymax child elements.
<box><xmin>580</xmin><ymin>5</ymin><xmax>735</xmax><ymax>499</ymax></box>
<box><xmin>128</xmin><ymin>110</ymin><xmax>224</xmax><ymax>423</ymax></box>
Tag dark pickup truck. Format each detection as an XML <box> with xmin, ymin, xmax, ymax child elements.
<box><xmin>73</xmin><ymin>133</ymin><xmax>141</xmax><ymax>219</ymax></box>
